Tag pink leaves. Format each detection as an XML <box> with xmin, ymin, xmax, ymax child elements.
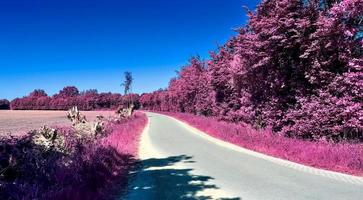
<box><xmin>102</xmin><ymin>112</ymin><xmax>147</xmax><ymax>156</ymax></box>
<box><xmin>0</xmin><ymin>112</ymin><xmax>146</xmax><ymax>199</ymax></box>
<box><xmin>141</xmin><ymin>0</ymin><xmax>362</xmax><ymax>141</ymax></box>
<box><xmin>164</xmin><ymin>111</ymin><xmax>363</xmax><ymax>176</ymax></box>
<box><xmin>10</xmin><ymin>86</ymin><xmax>140</xmax><ymax>111</ymax></box>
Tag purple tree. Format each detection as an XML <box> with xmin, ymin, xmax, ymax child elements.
<box><xmin>167</xmin><ymin>57</ymin><xmax>212</xmax><ymax>115</ymax></box>
<box><xmin>55</xmin><ymin>86</ymin><xmax>80</xmax><ymax>98</ymax></box>
<box><xmin>123</xmin><ymin>0</ymin><xmax>363</xmax><ymax>141</ymax></box>
<box><xmin>280</xmin><ymin>0</ymin><xmax>363</xmax><ymax>140</ymax></box>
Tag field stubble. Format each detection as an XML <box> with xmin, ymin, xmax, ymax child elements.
<box><xmin>0</xmin><ymin>110</ymin><xmax>115</xmax><ymax>135</ymax></box>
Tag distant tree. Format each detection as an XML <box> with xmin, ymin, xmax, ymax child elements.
<box><xmin>56</xmin><ymin>86</ymin><xmax>80</xmax><ymax>98</ymax></box>
<box><xmin>121</xmin><ymin>72</ymin><xmax>133</xmax><ymax>95</ymax></box>
<box><xmin>9</xmin><ymin>86</ymin><xmax>136</xmax><ymax>111</ymax></box>
<box><xmin>81</xmin><ymin>89</ymin><xmax>98</xmax><ymax>96</ymax></box>
<box><xmin>29</xmin><ymin>89</ymin><xmax>48</xmax><ymax>97</ymax></box>
<box><xmin>0</xmin><ymin>99</ymin><xmax>10</xmax><ymax>110</ymax></box>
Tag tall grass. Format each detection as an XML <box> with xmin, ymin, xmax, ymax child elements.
<box><xmin>0</xmin><ymin>112</ymin><xmax>147</xmax><ymax>200</ymax></box>
<box><xmin>162</xmin><ymin>112</ymin><xmax>363</xmax><ymax>176</ymax></box>
<box><xmin>101</xmin><ymin>112</ymin><xmax>147</xmax><ymax>157</ymax></box>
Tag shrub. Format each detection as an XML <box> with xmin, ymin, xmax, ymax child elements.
<box><xmin>0</xmin><ymin>112</ymin><xmax>147</xmax><ymax>200</ymax></box>
<box><xmin>0</xmin><ymin>99</ymin><xmax>10</xmax><ymax>110</ymax></box>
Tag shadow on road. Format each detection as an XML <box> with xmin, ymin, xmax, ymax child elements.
<box><xmin>124</xmin><ymin>155</ymin><xmax>241</xmax><ymax>200</ymax></box>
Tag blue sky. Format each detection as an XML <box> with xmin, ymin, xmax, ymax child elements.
<box><xmin>0</xmin><ymin>0</ymin><xmax>260</xmax><ymax>100</ymax></box>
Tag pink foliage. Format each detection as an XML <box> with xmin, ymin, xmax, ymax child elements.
<box><xmin>162</xmin><ymin>112</ymin><xmax>363</xmax><ymax>176</ymax></box>
<box><xmin>101</xmin><ymin>112</ymin><xmax>148</xmax><ymax>156</ymax></box>
<box><xmin>10</xmin><ymin>86</ymin><xmax>140</xmax><ymax>111</ymax></box>
<box><xmin>0</xmin><ymin>112</ymin><xmax>147</xmax><ymax>199</ymax></box>
<box><xmin>141</xmin><ymin>0</ymin><xmax>363</xmax><ymax>141</ymax></box>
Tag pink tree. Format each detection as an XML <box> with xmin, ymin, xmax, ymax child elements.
<box><xmin>281</xmin><ymin>0</ymin><xmax>363</xmax><ymax>140</ymax></box>
<box><xmin>207</xmin><ymin>39</ymin><xmax>244</xmax><ymax>122</ymax></box>
<box><xmin>168</xmin><ymin>57</ymin><xmax>212</xmax><ymax>115</ymax></box>
<box><xmin>136</xmin><ymin>0</ymin><xmax>363</xmax><ymax>141</ymax></box>
<box><xmin>234</xmin><ymin>0</ymin><xmax>318</xmax><ymax>130</ymax></box>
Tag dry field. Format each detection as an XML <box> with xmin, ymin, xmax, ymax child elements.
<box><xmin>0</xmin><ymin>110</ymin><xmax>116</xmax><ymax>136</ymax></box>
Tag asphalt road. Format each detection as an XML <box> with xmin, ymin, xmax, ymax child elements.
<box><xmin>125</xmin><ymin>112</ymin><xmax>363</xmax><ymax>200</ymax></box>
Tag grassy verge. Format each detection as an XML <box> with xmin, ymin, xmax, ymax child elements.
<box><xmin>160</xmin><ymin>112</ymin><xmax>363</xmax><ymax>177</ymax></box>
<box><xmin>0</xmin><ymin>112</ymin><xmax>147</xmax><ymax>200</ymax></box>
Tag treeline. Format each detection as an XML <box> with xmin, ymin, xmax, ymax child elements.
<box><xmin>9</xmin><ymin>86</ymin><xmax>140</xmax><ymax>110</ymax></box>
<box><xmin>140</xmin><ymin>0</ymin><xmax>363</xmax><ymax>141</ymax></box>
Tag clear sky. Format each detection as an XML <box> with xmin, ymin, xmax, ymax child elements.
<box><xmin>0</xmin><ymin>0</ymin><xmax>260</xmax><ymax>100</ymax></box>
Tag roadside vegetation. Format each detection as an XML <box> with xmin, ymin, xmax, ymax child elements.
<box><xmin>0</xmin><ymin>72</ymin><xmax>148</xmax><ymax>199</ymax></box>
<box><xmin>163</xmin><ymin>112</ymin><xmax>363</xmax><ymax>176</ymax></box>
<box><xmin>140</xmin><ymin>0</ymin><xmax>362</xmax><ymax>142</ymax></box>
<box><xmin>139</xmin><ymin>0</ymin><xmax>362</xmax><ymax>174</ymax></box>
<box><xmin>0</xmin><ymin>3</ymin><xmax>361</xmax><ymax>200</ymax></box>
<box><xmin>0</xmin><ymin>107</ymin><xmax>147</xmax><ymax>200</ymax></box>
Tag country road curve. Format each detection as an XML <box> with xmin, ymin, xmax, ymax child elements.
<box><xmin>125</xmin><ymin>112</ymin><xmax>363</xmax><ymax>200</ymax></box>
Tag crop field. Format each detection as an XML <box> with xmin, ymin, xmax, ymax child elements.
<box><xmin>0</xmin><ymin>110</ymin><xmax>115</xmax><ymax>136</ymax></box>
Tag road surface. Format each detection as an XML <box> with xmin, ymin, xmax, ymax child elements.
<box><xmin>125</xmin><ymin>112</ymin><xmax>363</xmax><ymax>200</ymax></box>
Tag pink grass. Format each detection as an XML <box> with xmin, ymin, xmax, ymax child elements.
<box><xmin>102</xmin><ymin>111</ymin><xmax>148</xmax><ymax>157</ymax></box>
<box><xmin>160</xmin><ymin>112</ymin><xmax>363</xmax><ymax>176</ymax></box>
<box><xmin>0</xmin><ymin>111</ymin><xmax>148</xmax><ymax>200</ymax></box>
